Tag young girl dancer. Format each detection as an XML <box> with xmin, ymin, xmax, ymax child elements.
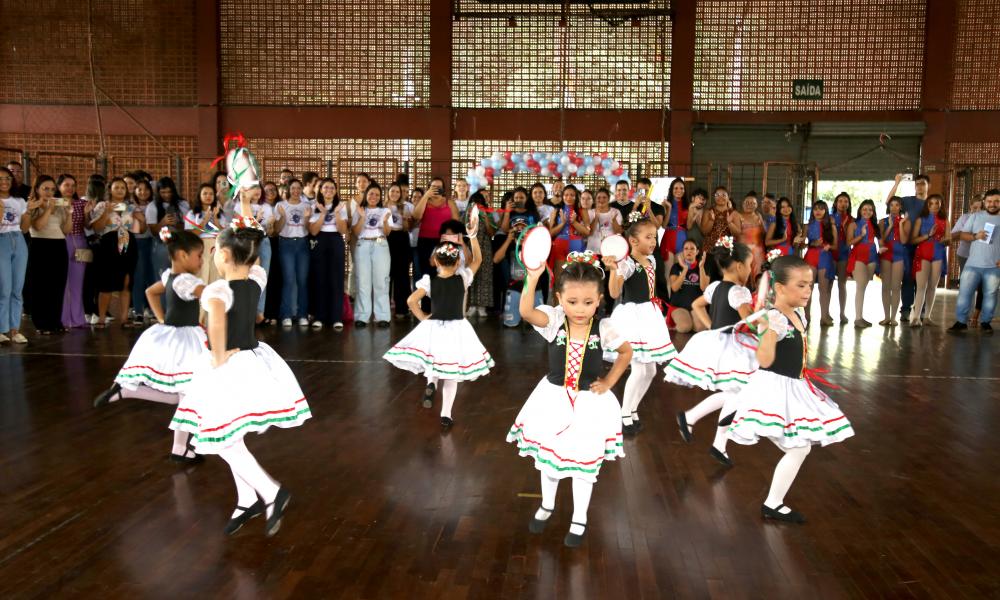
<box><xmin>846</xmin><ymin>200</ymin><xmax>880</xmax><ymax>328</ymax></box>
<box><xmin>93</xmin><ymin>229</ymin><xmax>207</xmax><ymax>464</ymax></box>
<box><xmin>665</xmin><ymin>238</ymin><xmax>756</xmax><ymax>466</ymax></box>
<box><xmin>383</xmin><ymin>232</ymin><xmax>493</xmax><ymax>428</ymax></box>
<box><xmin>909</xmin><ymin>194</ymin><xmax>950</xmax><ymax>327</ymax></box>
<box><xmin>878</xmin><ymin>197</ymin><xmax>910</xmax><ymax>326</ymax></box>
<box><xmin>170</xmin><ymin>217</ymin><xmax>311</xmax><ymax>536</ymax></box>
<box><xmin>606</xmin><ymin>213</ymin><xmax>675</xmax><ymax>435</ymax></box>
<box><xmin>725</xmin><ymin>255</ymin><xmax>854</xmax><ymax>523</ymax></box>
<box><xmin>508</xmin><ymin>253</ymin><xmax>632</xmax><ymax>548</ymax></box>
<box><xmin>804</xmin><ymin>201</ymin><xmax>837</xmax><ymax>326</ymax></box>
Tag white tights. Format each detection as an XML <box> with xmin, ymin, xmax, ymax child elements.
<box><xmin>536</xmin><ymin>473</ymin><xmax>594</xmax><ymax>535</ymax></box>
<box><xmin>427</xmin><ymin>376</ymin><xmax>458</xmax><ymax>419</ymax></box>
<box><xmin>218</xmin><ymin>438</ymin><xmax>280</xmax><ymax>518</ymax></box>
<box><xmin>763</xmin><ymin>443</ymin><xmax>811</xmax><ymax>513</ymax></box>
<box><xmin>621</xmin><ymin>361</ymin><xmax>657</xmax><ymax>425</ymax></box>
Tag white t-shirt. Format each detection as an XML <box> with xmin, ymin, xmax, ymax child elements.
<box><xmin>249</xmin><ymin>203</ymin><xmax>274</xmax><ymax>231</ymax></box>
<box><xmin>184</xmin><ymin>209</ymin><xmax>221</xmax><ymax>239</ymax></box>
<box><xmin>586</xmin><ymin>209</ymin><xmax>622</xmax><ymax>253</ymax></box>
<box><xmin>538</xmin><ymin>204</ymin><xmax>555</xmax><ymax>222</ymax></box>
<box><xmin>276</xmin><ymin>201</ymin><xmax>311</xmax><ymax>238</ymax></box>
<box><xmin>145</xmin><ymin>201</ymin><xmax>191</xmax><ymax>235</ymax></box>
<box><xmin>388</xmin><ymin>203</ymin><xmax>412</xmax><ymax>232</ymax></box>
<box><xmin>0</xmin><ymin>196</ymin><xmax>27</xmax><ymax>235</ymax></box>
<box><xmin>90</xmin><ymin>201</ymin><xmax>136</xmax><ymax>236</ymax></box>
<box><xmin>405</xmin><ymin>201</ymin><xmax>419</xmax><ymax>247</ymax></box>
<box><xmin>454</xmin><ymin>199</ymin><xmax>469</xmax><ymax>219</ymax></box>
<box><xmin>159</xmin><ymin>270</ymin><xmax>205</xmax><ymax>301</ymax></box>
<box><xmin>357</xmin><ymin>207</ymin><xmax>391</xmax><ymax>240</ymax></box>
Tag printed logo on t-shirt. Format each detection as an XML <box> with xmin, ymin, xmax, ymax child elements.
<box><xmin>291</xmin><ymin>211</ymin><xmax>302</xmax><ymax>225</ymax></box>
<box><xmin>367</xmin><ymin>214</ymin><xmax>380</xmax><ymax>228</ymax></box>
<box><xmin>3</xmin><ymin>210</ymin><xmax>15</xmax><ymax>224</ymax></box>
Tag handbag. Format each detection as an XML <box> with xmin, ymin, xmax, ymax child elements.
<box><xmin>74</xmin><ymin>248</ymin><xmax>94</xmax><ymax>263</ymax></box>
<box><xmin>342</xmin><ymin>293</ymin><xmax>354</xmax><ymax>322</ymax></box>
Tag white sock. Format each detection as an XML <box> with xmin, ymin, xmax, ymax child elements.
<box><xmin>537</xmin><ymin>473</ymin><xmax>559</xmax><ymax>519</ymax></box>
<box><xmin>440</xmin><ymin>380</ymin><xmax>458</xmax><ymax>419</ymax></box>
<box><xmin>171</xmin><ymin>430</ymin><xmax>195</xmax><ymax>457</ymax></box>
<box><xmin>570</xmin><ymin>478</ymin><xmax>593</xmax><ymax>534</ymax></box>
<box><xmin>763</xmin><ymin>445</ymin><xmax>811</xmax><ymax>513</ymax></box>
<box><xmin>622</xmin><ymin>361</ymin><xmax>656</xmax><ymax>421</ymax></box>
<box><xmin>685</xmin><ymin>392</ymin><xmax>727</xmax><ymax>426</ymax></box>
<box><xmin>120</xmin><ymin>385</ymin><xmax>180</xmax><ymax>405</ymax></box>
<box><xmin>713</xmin><ymin>393</ymin><xmax>741</xmax><ymax>456</ymax></box>
<box><xmin>218</xmin><ymin>439</ymin><xmax>281</xmax><ymax>517</ymax></box>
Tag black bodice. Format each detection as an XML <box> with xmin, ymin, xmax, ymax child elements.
<box><xmin>762</xmin><ymin>327</ymin><xmax>804</xmax><ymax>379</ymax></box>
<box><xmin>622</xmin><ymin>256</ymin><xmax>662</xmax><ymax>304</ymax></box>
<box><xmin>431</xmin><ymin>275</ymin><xmax>465</xmax><ymax>320</ymax></box>
<box><xmin>546</xmin><ymin>321</ymin><xmax>605</xmax><ymax>389</ymax></box>
<box><xmin>164</xmin><ymin>273</ymin><xmax>200</xmax><ymax>327</ymax></box>
<box><xmin>223</xmin><ymin>280</ymin><xmax>260</xmax><ymax>351</ymax></box>
<box><xmin>709</xmin><ymin>281</ymin><xmax>743</xmax><ymax>329</ymax></box>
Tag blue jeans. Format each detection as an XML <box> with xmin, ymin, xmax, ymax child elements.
<box><xmin>152</xmin><ymin>239</ymin><xmax>171</xmax><ymax>277</ymax></box>
<box><xmin>503</xmin><ymin>288</ymin><xmax>543</xmax><ymax>327</ymax></box>
<box><xmin>0</xmin><ymin>231</ymin><xmax>28</xmax><ymax>334</ymax></box>
<box><xmin>279</xmin><ymin>237</ymin><xmax>309</xmax><ymax>319</ymax></box>
<box><xmin>354</xmin><ymin>238</ymin><xmax>391</xmax><ymax>322</ymax></box>
<box><xmin>131</xmin><ymin>236</ymin><xmax>155</xmax><ymax>315</ymax></box>
<box><xmin>256</xmin><ymin>237</ymin><xmax>271</xmax><ymax>315</ymax></box>
<box><xmin>955</xmin><ymin>266</ymin><xmax>1000</xmax><ymax>324</ymax></box>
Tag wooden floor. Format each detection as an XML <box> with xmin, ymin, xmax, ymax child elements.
<box><xmin>1</xmin><ymin>287</ymin><xmax>998</xmax><ymax>599</ymax></box>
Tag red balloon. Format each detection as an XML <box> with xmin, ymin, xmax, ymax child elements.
<box><xmin>613</xmin><ymin>167</ymin><xmax>624</xmax><ymax>176</ymax></box>
<box><xmin>506</xmin><ymin>160</ymin><xmax>515</xmax><ymax>171</ymax></box>
<box><xmin>485</xmin><ymin>167</ymin><xmax>494</xmax><ymax>177</ymax></box>
<box><xmin>595</xmin><ymin>166</ymin><xmax>604</xmax><ymax>175</ymax></box>
<box><xmin>531</xmin><ymin>164</ymin><xmax>541</xmax><ymax>173</ymax></box>
<box><xmin>504</xmin><ymin>151</ymin><xmax>512</xmax><ymax>160</ymax></box>
<box><xmin>575</xmin><ymin>156</ymin><xmax>584</xmax><ymax>166</ymax></box>
<box><xmin>548</xmin><ymin>161</ymin><xmax>558</xmax><ymax>172</ymax></box>
<box><xmin>601</xmin><ymin>152</ymin><xmax>609</xmax><ymax>159</ymax></box>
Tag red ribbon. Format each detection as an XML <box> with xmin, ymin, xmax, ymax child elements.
<box><xmin>209</xmin><ymin>132</ymin><xmax>247</xmax><ymax>169</ymax></box>
<box><xmin>733</xmin><ymin>322</ymin><xmax>760</xmax><ymax>352</ymax></box>
<box><xmin>802</xmin><ymin>367</ymin><xmax>840</xmax><ymax>397</ymax></box>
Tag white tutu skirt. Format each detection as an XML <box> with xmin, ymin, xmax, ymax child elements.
<box><xmin>114</xmin><ymin>324</ymin><xmax>207</xmax><ymax>393</ymax></box>
<box><xmin>383</xmin><ymin>319</ymin><xmax>494</xmax><ymax>381</ymax></box>
<box><xmin>169</xmin><ymin>342</ymin><xmax>311</xmax><ymax>454</ymax></box>
<box><xmin>664</xmin><ymin>328</ymin><xmax>758</xmax><ymax>392</ymax></box>
<box><xmin>726</xmin><ymin>370</ymin><xmax>854</xmax><ymax>449</ymax></box>
<box><xmin>506</xmin><ymin>378</ymin><xmax>624</xmax><ymax>483</ymax></box>
<box><xmin>603</xmin><ymin>302</ymin><xmax>675</xmax><ymax>364</ymax></box>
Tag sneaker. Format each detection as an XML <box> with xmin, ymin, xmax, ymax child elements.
<box><xmin>11</xmin><ymin>332</ymin><xmax>27</xmax><ymax>344</ymax></box>
<box><xmin>281</xmin><ymin>318</ymin><xmax>293</xmax><ymax>328</ymax></box>
<box><xmin>333</xmin><ymin>322</ymin><xmax>344</xmax><ymax>331</ymax></box>
<box><xmin>947</xmin><ymin>322</ymin><xmax>968</xmax><ymax>332</ymax></box>
<box><xmin>982</xmin><ymin>323</ymin><xmax>993</xmax><ymax>333</ymax></box>
<box><xmin>0</xmin><ymin>333</ymin><xmax>9</xmax><ymax>343</ymax></box>
<box><xmin>298</xmin><ymin>318</ymin><xmax>309</xmax><ymax>327</ymax></box>
<box><xmin>86</xmin><ymin>314</ymin><xmax>98</xmax><ymax>325</ymax></box>
<box><xmin>311</xmin><ymin>320</ymin><xmax>323</xmax><ymax>329</ymax></box>
<box><xmin>477</xmin><ymin>307</ymin><xmax>488</xmax><ymax>317</ymax></box>
<box><xmin>466</xmin><ymin>307</ymin><xmax>477</xmax><ymax>318</ymax></box>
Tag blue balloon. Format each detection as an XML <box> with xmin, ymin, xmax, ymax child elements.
<box><xmin>602</xmin><ymin>158</ymin><xmax>613</xmax><ymax>169</ymax></box>
<box><xmin>466</xmin><ymin>176</ymin><xmax>480</xmax><ymax>193</ymax></box>
<box><xmin>480</xmin><ymin>159</ymin><xmax>492</xmax><ymax>169</ymax></box>
<box><xmin>584</xmin><ymin>156</ymin><xmax>593</xmax><ymax>167</ymax></box>
<box><xmin>512</xmin><ymin>153</ymin><xmax>523</xmax><ymax>164</ymax></box>
<box><xmin>532</xmin><ymin>152</ymin><xmax>543</xmax><ymax>163</ymax></box>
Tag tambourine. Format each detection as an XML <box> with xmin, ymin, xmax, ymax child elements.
<box><xmin>465</xmin><ymin>203</ymin><xmax>480</xmax><ymax>238</ymax></box>
<box><xmin>518</xmin><ymin>224</ymin><xmax>552</xmax><ymax>271</ymax></box>
<box><xmin>599</xmin><ymin>234</ymin><xmax>629</xmax><ymax>261</ymax></box>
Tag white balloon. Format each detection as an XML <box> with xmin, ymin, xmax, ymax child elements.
<box><xmin>492</xmin><ymin>152</ymin><xmax>503</xmax><ymax>163</ymax></box>
<box><xmin>585</xmin><ymin>165</ymin><xmax>595</xmax><ymax>175</ymax></box>
<box><xmin>560</xmin><ymin>156</ymin><xmax>571</xmax><ymax>165</ymax></box>
<box><xmin>567</xmin><ymin>164</ymin><xmax>578</xmax><ymax>174</ymax></box>
<box><xmin>475</xmin><ymin>166</ymin><xmax>486</xmax><ymax>177</ymax></box>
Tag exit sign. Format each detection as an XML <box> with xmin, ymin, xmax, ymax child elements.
<box><xmin>793</xmin><ymin>79</ymin><xmax>823</xmax><ymax>100</ymax></box>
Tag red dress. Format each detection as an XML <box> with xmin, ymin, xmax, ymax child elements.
<box><xmin>846</xmin><ymin>220</ymin><xmax>878</xmax><ymax>276</ymax></box>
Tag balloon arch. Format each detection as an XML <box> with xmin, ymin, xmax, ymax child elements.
<box><xmin>464</xmin><ymin>150</ymin><xmax>630</xmax><ymax>193</ymax></box>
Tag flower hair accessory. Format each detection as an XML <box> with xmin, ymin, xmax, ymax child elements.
<box><xmin>159</xmin><ymin>228</ymin><xmax>173</xmax><ymax>243</ymax></box>
<box><xmin>627</xmin><ymin>210</ymin><xmax>646</xmax><ymax>224</ymax></box>
<box><xmin>435</xmin><ymin>242</ymin><xmax>461</xmax><ymax>259</ymax></box>
<box><xmin>564</xmin><ymin>250</ymin><xmax>606</xmax><ymax>277</ymax></box>
<box><xmin>715</xmin><ymin>235</ymin><xmax>734</xmax><ymax>251</ymax></box>
<box><xmin>766</xmin><ymin>248</ymin><xmax>783</xmax><ymax>263</ymax></box>
<box><xmin>229</xmin><ymin>215</ymin><xmax>264</xmax><ymax>233</ymax></box>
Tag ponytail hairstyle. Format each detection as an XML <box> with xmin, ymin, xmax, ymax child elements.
<box><xmin>217</xmin><ymin>216</ymin><xmax>265</xmax><ymax>265</ymax></box>
<box><xmin>555</xmin><ymin>253</ymin><xmax>606</xmax><ymax>294</ymax></box>
<box><xmin>433</xmin><ymin>241</ymin><xmax>461</xmax><ymax>267</ymax></box>
<box><xmin>162</xmin><ymin>229</ymin><xmax>204</xmax><ymax>258</ymax></box>
<box><xmin>706</xmin><ymin>236</ymin><xmax>753</xmax><ymax>281</ymax></box>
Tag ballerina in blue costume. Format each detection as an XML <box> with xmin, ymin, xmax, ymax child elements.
<box><xmin>725</xmin><ymin>255</ymin><xmax>854</xmax><ymax>523</ymax></box>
